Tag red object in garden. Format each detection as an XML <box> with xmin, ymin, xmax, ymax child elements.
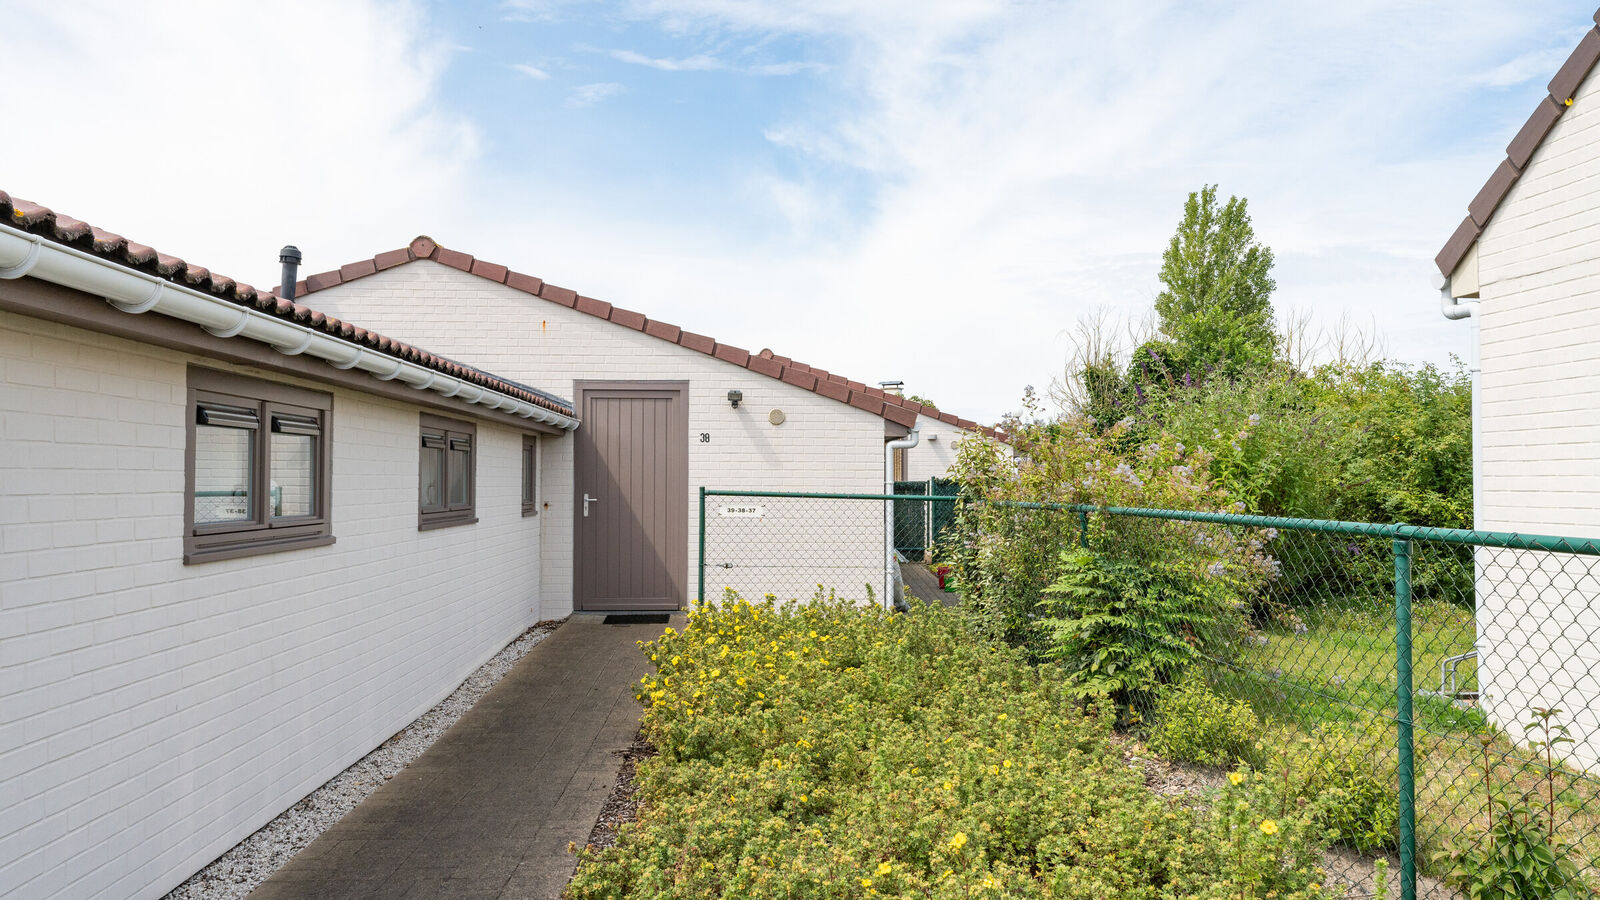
<box><xmin>936</xmin><ymin>566</ymin><xmax>951</xmax><ymax>589</ymax></box>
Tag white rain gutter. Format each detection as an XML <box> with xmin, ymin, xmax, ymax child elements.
<box><xmin>1437</xmin><ymin>275</ymin><xmax>1481</xmax><ymax>527</ymax></box>
<box><xmin>884</xmin><ymin>426</ymin><xmax>920</xmax><ymax>610</ymax></box>
<box><xmin>0</xmin><ymin>224</ymin><xmax>579</xmax><ymax>431</ymax></box>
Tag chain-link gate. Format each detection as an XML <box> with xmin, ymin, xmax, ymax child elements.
<box><xmin>697</xmin><ymin>489</ymin><xmax>1600</xmax><ymax>899</ymax></box>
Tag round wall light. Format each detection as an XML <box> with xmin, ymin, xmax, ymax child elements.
<box><xmin>768</xmin><ymin>409</ymin><xmax>786</xmax><ymax>425</ymax></box>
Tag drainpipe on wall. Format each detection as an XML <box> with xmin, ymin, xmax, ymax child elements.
<box><xmin>1438</xmin><ymin>275</ymin><xmax>1481</xmax><ymax>528</ymax></box>
<box><xmin>885</xmin><ymin>427</ymin><xmax>920</xmax><ymax>611</ymax></box>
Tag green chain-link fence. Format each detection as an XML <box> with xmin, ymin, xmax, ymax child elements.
<box><xmin>698</xmin><ymin>488</ymin><xmax>1600</xmax><ymax>900</ymax></box>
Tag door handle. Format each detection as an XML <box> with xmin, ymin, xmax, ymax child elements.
<box><xmin>583</xmin><ymin>493</ymin><xmax>598</xmax><ymax>517</ymax></box>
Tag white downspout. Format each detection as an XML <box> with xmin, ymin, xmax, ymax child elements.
<box><xmin>1438</xmin><ymin>277</ymin><xmax>1481</xmax><ymax>528</ymax></box>
<box><xmin>885</xmin><ymin>427</ymin><xmax>920</xmax><ymax>610</ymax></box>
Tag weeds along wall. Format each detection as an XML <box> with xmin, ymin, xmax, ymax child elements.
<box><xmin>699</xmin><ymin>488</ymin><xmax>1600</xmax><ymax>900</ymax></box>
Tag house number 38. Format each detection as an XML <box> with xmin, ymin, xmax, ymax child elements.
<box><xmin>699</xmin><ymin>433</ymin><xmax>711</xmax><ymax>443</ymax></box>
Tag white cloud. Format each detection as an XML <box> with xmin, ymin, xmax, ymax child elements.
<box><xmin>608</xmin><ymin>47</ymin><xmax>825</xmax><ymax>75</ymax></box>
<box><xmin>580</xmin><ymin>0</ymin><xmax>1582</xmax><ymax>420</ymax></box>
<box><xmin>511</xmin><ymin>62</ymin><xmax>552</xmax><ymax>79</ymax></box>
<box><xmin>567</xmin><ymin>81</ymin><xmax>627</xmax><ymax>106</ymax></box>
<box><xmin>611</xmin><ymin>49</ymin><xmax>724</xmax><ymax>71</ymax></box>
<box><xmin>0</xmin><ymin>0</ymin><xmax>480</xmax><ymax>290</ymax></box>
<box><xmin>1470</xmin><ymin>45</ymin><xmax>1573</xmax><ymax>88</ymax></box>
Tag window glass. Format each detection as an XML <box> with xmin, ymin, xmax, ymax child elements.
<box><xmin>421</xmin><ymin>442</ymin><xmax>446</xmax><ymax>509</ymax></box>
<box><xmin>522</xmin><ymin>442</ymin><xmax>536</xmax><ymax>505</ymax></box>
<box><xmin>448</xmin><ymin>442</ymin><xmax>470</xmax><ymax>506</ymax></box>
<box><xmin>270</xmin><ymin>432</ymin><xmax>316</xmax><ymax>518</ymax></box>
<box><xmin>195</xmin><ymin>424</ymin><xmax>254</xmax><ymax>524</ymax></box>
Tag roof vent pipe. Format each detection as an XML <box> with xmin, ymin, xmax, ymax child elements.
<box><xmin>279</xmin><ymin>245</ymin><xmax>302</xmax><ymax>302</ymax></box>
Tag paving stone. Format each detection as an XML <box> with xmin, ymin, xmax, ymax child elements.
<box><xmin>248</xmin><ymin>616</ymin><xmax>671</xmax><ymax>899</ymax></box>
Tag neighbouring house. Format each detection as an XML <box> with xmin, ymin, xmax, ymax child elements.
<box><xmin>0</xmin><ymin>192</ymin><xmax>998</xmax><ymax>898</ymax></box>
<box><xmin>292</xmin><ymin>236</ymin><xmax>999</xmax><ymax>611</ymax></box>
<box><xmin>1435</xmin><ymin>11</ymin><xmax>1600</xmax><ymax>768</ymax></box>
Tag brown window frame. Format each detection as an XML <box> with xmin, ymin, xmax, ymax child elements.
<box><xmin>184</xmin><ymin>367</ymin><xmax>334</xmax><ymax>564</ymax></box>
<box><xmin>521</xmin><ymin>434</ymin><xmax>540</xmax><ymax>517</ymax></box>
<box><xmin>419</xmin><ymin>413</ymin><xmax>477</xmax><ymax>530</ymax></box>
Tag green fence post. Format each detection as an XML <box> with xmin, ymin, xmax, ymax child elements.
<box><xmin>697</xmin><ymin>486</ymin><xmax>706</xmax><ymax>606</ymax></box>
<box><xmin>1078</xmin><ymin>509</ymin><xmax>1090</xmax><ymax>549</ymax></box>
<box><xmin>1393</xmin><ymin>534</ymin><xmax>1417</xmax><ymax>900</ymax></box>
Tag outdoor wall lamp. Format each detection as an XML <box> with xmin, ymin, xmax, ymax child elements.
<box><xmin>727</xmin><ymin>390</ymin><xmax>743</xmax><ymax>409</ymax></box>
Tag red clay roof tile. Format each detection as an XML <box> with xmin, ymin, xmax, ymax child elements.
<box><xmin>341</xmin><ymin>259</ymin><xmax>377</xmax><ymax>281</ymax></box>
<box><xmin>713</xmin><ymin>344</ymin><xmax>751</xmax><ymax>366</ymax></box>
<box><xmin>644</xmin><ymin>319</ymin><xmax>681</xmax><ymax>342</ymax></box>
<box><xmin>1507</xmin><ymin>96</ymin><xmax>1564</xmax><ymax>169</ymax></box>
<box><xmin>538</xmin><ymin>283</ymin><xmax>578</xmax><ymax>306</ymax></box>
<box><xmin>1468</xmin><ymin>159</ymin><xmax>1521</xmax><ymax>227</ymax></box>
<box><xmin>574</xmin><ymin>295</ymin><xmax>612</xmax><ymax>318</ymax></box>
<box><xmin>0</xmin><ymin>191</ymin><xmax>573</xmax><ymax>419</ymax></box>
<box><xmin>780</xmin><ymin>368</ymin><xmax>818</xmax><ymax>391</ymax></box>
<box><xmin>506</xmin><ymin>271</ymin><xmax>544</xmax><ymax>294</ymax></box>
<box><xmin>470</xmin><ymin>260</ymin><xmax>509</xmax><ymax>282</ymax></box>
<box><xmin>883</xmin><ymin>404</ymin><xmax>918</xmax><ymax>428</ymax></box>
<box><xmin>435</xmin><ymin>247</ymin><xmax>474</xmax><ymax>272</ymax></box>
<box><xmin>747</xmin><ymin>355</ymin><xmax>783</xmax><ymax>378</ymax></box>
<box><xmin>678</xmin><ymin>331</ymin><xmax>716</xmax><ymax>354</ymax></box>
<box><xmin>285</xmin><ymin>234</ymin><xmax>1004</xmax><ymax>437</ymax></box>
<box><xmin>609</xmin><ymin>308</ymin><xmax>647</xmax><ymax>330</ymax></box>
<box><xmin>374</xmin><ymin>248</ymin><xmax>412</xmax><ymax>270</ymax></box>
<box><xmin>848</xmin><ymin>392</ymin><xmax>885</xmax><ymax>415</ymax></box>
<box><xmin>815</xmin><ymin>379</ymin><xmax>850</xmax><ymax>403</ymax></box>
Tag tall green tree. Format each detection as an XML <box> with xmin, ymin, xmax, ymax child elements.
<box><xmin>1152</xmin><ymin>185</ymin><xmax>1278</xmax><ymax>378</ymax></box>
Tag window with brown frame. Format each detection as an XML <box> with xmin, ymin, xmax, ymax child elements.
<box><xmin>419</xmin><ymin>413</ymin><xmax>476</xmax><ymax>530</ymax></box>
<box><xmin>185</xmin><ymin>368</ymin><xmax>333</xmax><ymax>564</ymax></box>
<box><xmin>521</xmin><ymin>434</ymin><xmax>539</xmax><ymax>517</ymax></box>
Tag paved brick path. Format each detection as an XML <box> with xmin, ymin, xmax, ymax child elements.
<box><xmin>249</xmin><ymin>614</ymin><xmax>671</xmax><ymax>900</ymax></box>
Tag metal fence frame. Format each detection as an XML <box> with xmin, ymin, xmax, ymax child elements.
<box><xmin>698</xmin><ymin>487</ymin><xmax>1600</xmax><ymax>900</ymax></box>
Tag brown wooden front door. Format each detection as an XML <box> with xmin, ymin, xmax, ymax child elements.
<box><xmin>573</xmin><ymin>382</ymin><xmax>687</xmax><ymax>610</ymax></box>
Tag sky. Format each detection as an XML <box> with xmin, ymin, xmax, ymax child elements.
<box><xmin>1</xmin><ymin>0</ymin><xmax>1594</xmax><ymax>422</ymax></box>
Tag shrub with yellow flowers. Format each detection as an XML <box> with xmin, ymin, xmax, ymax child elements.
<box><xmin>566</xmin><ymin>593</ymin><xmax>1328</xmax><ymax>899</ymax></box>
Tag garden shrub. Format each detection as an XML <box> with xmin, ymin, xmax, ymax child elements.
<box><xmin>1149</xmin><ymin>670</ymin><xmax>1261</xmax><ymax>766</ymax></box>
<box><xmin>1261</xmin><ymin>721</ymin><xmax>1399</xmax><ymax>854</ymax></box>
<box><xmin>1035</xmin><ymin>551</ymin><xmax>1248</xmax><ymax>713</ymax></box>
<box><xmin>943</xmin><ymin>406</ymin><xmax>1273</xmax><ymax>658</ymax></box>
<box><xmin>567</xmin><ymin>595</ymin><xmax>1331</xmax><ymax>899</ymax></box>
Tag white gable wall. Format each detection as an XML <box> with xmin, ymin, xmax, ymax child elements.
<box><xmin>1471</xmin><ymin>64</ymin><xmax>1600</xmax><ymax>768</ymax></box>
<box><xmin>305</xmin><ymin>261</ymin><xmax>890</xmax><ymax>613</ymax></box>
<box><xmin>0</xmin><ymin>311</ymin><xmax>545</xmax><ymax>898</ymax></box>
<box><xmin>902</xmin><ymin>413</ymin><xmax>968</xmax><ymax>482</ymax></box>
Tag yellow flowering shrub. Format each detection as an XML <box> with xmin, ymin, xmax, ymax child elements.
<box><xmin>566</xmin><ymin>595</ymin><xmax>1328</xmax><ymax>899</ymax></box>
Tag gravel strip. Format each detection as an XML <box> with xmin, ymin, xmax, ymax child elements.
<box><xmin>162</xmin><ymin>619</ymin><xmax>565</xmax><ymax>900</ymax></box>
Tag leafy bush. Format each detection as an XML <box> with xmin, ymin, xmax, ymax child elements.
<box><xmin>1036</xmin><ymin>551</ymin><xmax>1248</xmax><ymax>712</ymax></box>
<box><xmin>1149</xmin><ymin>670</ymin><xmax>1261</xmax><ymax>766</ymax></box>
<box><xmin>943</xmin><ymin>407</ymin><xmax>1272</xmax><ymax>653</ymax></box>
<box><xmin>1265</xmin><ymin>721</ymin><xmax>1399</xmax><ymax>854</ymax></box>
<box><xmin>568</xmin><ymin>595</ymin><xmax>1331</xmax><ymax>899</ymax></box>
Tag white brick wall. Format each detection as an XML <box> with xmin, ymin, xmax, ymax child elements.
<box><xmin>902</xmin><ymin>414</ymin><xmax>968</xmax><ymax>482</ymax></box>
<box><xmin>307</xmin><ymin>261</ymin><xmax>889</xmax><ymax>614</ymax></box>
<box><xmin>1471</xmin><ymin>65</ymin><xmax>1600</xmax><ymax>768</ymax></box>
<box><xmin>0</xmin><ymin>311</ymin><xmax>544</xmax><ymax>898</ymax></box>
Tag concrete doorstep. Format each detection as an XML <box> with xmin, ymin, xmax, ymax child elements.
<box><xmin>248</xmin><ymin>614</ymin><xmax>671</xmax><ymax>900</ymax></box>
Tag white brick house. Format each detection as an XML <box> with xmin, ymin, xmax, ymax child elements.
<box><xmin>1436</xmin><ymin>13</ymin><xmax>1600</xmax><ymax>768</ymax></box>
<box><xmin>0</xmin><ymin>194</ymin><xmax>580</xmax><ymax>899</ymax></box>
<box><xmin>0</xmin><ymin>192</ymin><xmax>1000</xmax><ymax>897</ymax></box>
<box><xmin>296</xmin><ymin>237</ymin><xmax>999</xmax><ymax>613</ymax></box>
